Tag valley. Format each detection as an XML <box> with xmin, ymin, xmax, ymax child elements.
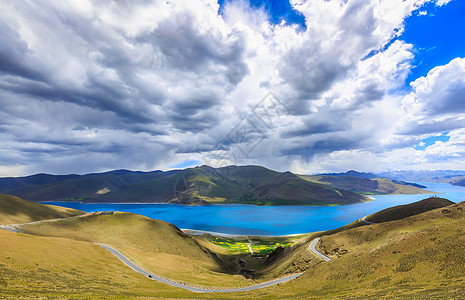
<box><xmin>1</xmin><ymin>192</ymin><xmax>464</xmax><ymax>299</ymax></box>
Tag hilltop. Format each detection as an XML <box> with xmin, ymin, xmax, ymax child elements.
<box><xmin>0</xmin><ymin>165</ymin><xmax>370</xmax><ymax>206</ymax></box>
<box><xmin>0</xmin><ymin>193</ymin><xmax>84</xmax><ymax>225</ymax></box>
<box><xmin>364</xmin><ymin>197</ymin><xmax>454</xmax><ymax>223</ymax></box>
<box><xmin>301</xmin><ymin>170</ymin><xmax>431</xmax><ymax>195</ymax></box>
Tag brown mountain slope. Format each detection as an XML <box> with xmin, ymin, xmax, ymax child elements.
<box><xmin>0</xmin><ymin>193</ymin><xmax>84</xmax><ymax>225</ymax></box>
<box><xmin>365</xmin><ymin>197</ymin><xmax>454</xmax><ymax>223</ymax></box>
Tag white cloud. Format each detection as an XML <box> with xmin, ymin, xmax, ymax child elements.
<box><xmin>435</xmin><ymin>0</ymin><xmax>453</xmax><ymax>6</ymax></box>
<box><xmin>0</xmin><ymin>0</ymin><xmax>462</xmax><ymax>175</ymax></box>
<box><xmin>399</xmin><ymin>57</ymin><xmax>465</xmax><ymax>137</ymax></box>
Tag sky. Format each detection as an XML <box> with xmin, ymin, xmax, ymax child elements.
<box><xmin>1</xmin><ymin>0</ymin><xmax>465</xmax><ymax>176</ymax></box>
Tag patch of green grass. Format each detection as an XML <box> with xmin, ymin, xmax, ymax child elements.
<box><xmin>210</xmin><ymin>236</ymin><xmax>293</xmax><ymax>255</ymax></box>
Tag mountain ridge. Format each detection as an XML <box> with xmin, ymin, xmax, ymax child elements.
<box><xmin>0</xmin><ymin>165</ymin><xmax>369</xmax><ymax>206</ymax></box>
<box><xmin>0</xmin><ymin>165</ymin><xmax>435</xmax><ymax>205</ymax></box>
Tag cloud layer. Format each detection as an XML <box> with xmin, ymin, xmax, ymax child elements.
<box><xmin>0</xmin><ymin>0</ymin><xmax>463</xmax><ymax>175</ymax></box>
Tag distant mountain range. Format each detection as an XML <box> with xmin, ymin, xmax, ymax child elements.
<box><xmin>379</xmin><ymin>170</ymin><xmax>465</xmax><ymax>187</ymax></box>
<box><xmin>301</xmin><ymin>170</ymin><xmax>430</xmax><ymax>195</ymax></box>
<box><xmin>0</xmin><ymin>166</ymin><xmax>433</xmax><ymax>205</ymax></box>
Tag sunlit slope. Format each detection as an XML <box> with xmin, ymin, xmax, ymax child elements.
<box><xmin>0</xmin><ymin>193</ymin><xmax>84</xmax><ymax>225</ymax></box>
<box><xmin>261</xmin><ymin>197</ymin><xmax>458</xmax><ymax>278</ymax></box>
<box><xmin>244</xmin><ymin>202</ymin><xmax>465</xmax><ymax>299</ymax></box>
<box><xmin>301</xmin><ymin>174</ymin><xmax>432</xmax><ymax>195</ymax></box>
<box><xmin>93</xmin><ymin>165</ymin><xmax>368</xmax><ymax>205</ymax></box>
<box><xmin>5</xmin><ymin>170</ymin><xmax>168</xmax><ymax>202</ymax></box>
<box><xmin>365</xmin><ymin>197</ymin><xmax>454</xmax><ymax>223</ymax></box>
<box><xmin>0</xmin><ymin>230</ymin><xmax>151</xmax><ymax>299</ymax></box>
<box><xmin>19</xmin><ymin>212</ymin><xmax>250</xmax><ymax>287</ymax></box>
<box><xmin>2</xmin><ymin>197</ymin><xmax>464</xmax><ymax>299</ymax></box>
<box><xmin>0</xmin><ymin>229</ymin><xmax>221</xmax><ymax>299</ymax></box>
<box><xmin>2</xmin><ymin>165</ymin><xmax>369</xmax><ymax>205</ymax></box>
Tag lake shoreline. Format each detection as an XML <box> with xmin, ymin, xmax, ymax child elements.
<box><xmin>38</xmin><ymin>182</ymin><xmax>460</xmax><ymax>236</ymax></box>
<box><xmin>181</xmin><ymin>228</ymin><xmax>308</xmax><ymax>238</ymax></box>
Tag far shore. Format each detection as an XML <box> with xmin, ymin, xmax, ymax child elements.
<box><xmin>41</xmin><ymin>201</ymin><xmax>372</xmax><ymax>207</ymax></box>
<box><xmin>181</xmin><ymin>228</ymin><xmax>309</xmax><ymax>238</ymax></box>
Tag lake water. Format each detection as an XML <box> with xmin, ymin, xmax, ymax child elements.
<box><xmin>43</xmin><ymin>182</ymin><xmax>465</xmax><ymax>236</ymax></box>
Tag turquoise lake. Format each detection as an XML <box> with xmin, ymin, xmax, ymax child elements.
<box><xmin>43</xmin><ymin>182</ymin><xmax>465</xmax><ymax>236</ymax></box>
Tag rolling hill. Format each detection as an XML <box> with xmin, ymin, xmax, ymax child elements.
<box><xmin>0</xmin><ymin>165</ymin><xmax>370</xmax><ymax>206</ymax></box>
<box><xmin>301</xmin><ymin>170</ymin><xmax>432</xmax><ymax>195</ymax></box>
<box><xmin>1</xmin><ymin>194</ymin><xmax>464</xmax><ymax>298</ymax></box>
<box><xmin>0</xmin><ymin>196</ymin><xmax>248</xmax><ymax>289</ymax></box>
<box><xmin>364</xmin><ymin>197</ymin><xmax>454</xmax><ymax>223</ymax></box>
<box><xmin>246</xmin><ymin>198</ymin><xmax>465</xmax><ymax>299</ymax></box>
<box><xmin>0</xmin><ymin>193</ymin><xmax>84</xmax><ymax>225</ymax></box>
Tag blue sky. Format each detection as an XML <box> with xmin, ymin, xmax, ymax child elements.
<box><xmin>219</xmin><ymin>0</ymin><xmax>306</xmax><ymax>28</ymax></box>
<box><xmin>402</xmin><ymin>0</ymin><xmax>465</xmax><ymax>83</ymax></box>
<box><xmin>1</xmin><ymin>0</ymin><xmax>465</xmax><ymax>176</ymax></box>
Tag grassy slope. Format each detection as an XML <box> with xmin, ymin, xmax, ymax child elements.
<box><xmin>7</xmin><ymin>171</ymin><xmax>168</xmax><ymax>202</ymax></box>
<box><xmin>241</xmin><ymin>202</ymin><xmax>465</xmax><ymax>299</ymax></box>
<box><xmin>0</xmin><ymin>230</ymin><xmax>156</xmax><ymax>299</ymax></box>
<box><xmin>2</xmin><ymin>197</ymin><xmax>464</xmax><ymax>298</ymax></box>
<box><xmin>19</xmin><ymin>212</ymin><xmax>251</xmax><ymax>287</ymax></box>
<box><xmin>365</xmin><ymin>197</ymin><xmax>455</xmax><ymax>223</ymax></box>
<box><xmin>0</xmin><ymin>229</ymin><xmax>233</xmax><ymax>299</ymax></box>
<box><xmin>0</xmin><ymin>193</ymin><xmax>84</xmax><ymax>225</ymax></box>
<box><xmin>261</xmin><ymin>197</ymin><xmax>456</xmax><ymax>277</ymax></box>
<box><xmin>206</xmin><ymin>166</ymin><xmax>368</xmax><ymax>205</ymax></box>
<box><xmin>248</xmin><ymin>172</ymin><xmax>368</xmax><ymax>205</ymax></box>
<box><xmin>301</xmin><ymin>174</ymin><xmax>432</xmax><ymax>195</ymax></box>
<box><xmin>4</xmin><ymin>166</ymin><xmax>368</xmax><ymax>205</ymax></box>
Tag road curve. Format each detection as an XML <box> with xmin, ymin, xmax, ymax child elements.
<box><xmin>309</xmin><ymin>238</ymin><xmax>331</xmax><ymax>262</ymax></box>
<box><xmin>0</xmin><ymin>225</ymin><xmax>20</xmax><ymax>233</ymax></box>
<box><xmin>0</xmin><ymin>215</ymin><xmax>86</xmax><ymax>234</ymax></box>
<box><xmin>97</xmin><ymin>243</ymin><xmax>303</xmax><ymax>293</ymax></box>
<box><xmin>360</xmin><ymin>215</ymin><xmax>376</xmax><ymax>225</ymax></box>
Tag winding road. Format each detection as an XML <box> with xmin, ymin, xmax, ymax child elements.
<box><xmin>97</xmin><ymin>243</ymin><xmax>302</xmax><ymax>293</ymax></box>
<box><xmin>359</xmin><ymin>215</ymin><xmax>376</xmax><ymax>225</ymax></box>
<box><xmin>0</xmin><ymin>225</ymin><xmax>20</xmax><ymax>233</ymax></box>
<box><xmin>1</xmin><ymin>215</ymin><xmax>305</xmax><ymax>293</ymax></box>
<box><xmin>309</xmin><ymin>216</ymin><xmax>378</xmax><ymax>262</ymax></box>
<box><xmin>309</xmin><ymin>237</ymin><xmax>331</xmax><ymax>262</ymax></box>
<box><xmin>0</xmin><ymin>214</ymin><xmax>85</xmax><ymax>233</ymax></box>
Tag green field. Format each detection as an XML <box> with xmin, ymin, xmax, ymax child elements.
<box><xmin>210</xmin><ymin>236</ymin><xmax>294</xmax><ymax>255</ymax></box>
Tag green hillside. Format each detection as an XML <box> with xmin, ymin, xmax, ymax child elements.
<box><xmin>0</xmin><ymin>165</ymin><xmax>369</xmax><ymax>205</ymax></box>
<box><xmin>241</xmin><ymin>200</ymin><xmax>465</xmax><ymax>299</ymax></box>
<box><xmin>96</xmin><ymin>166</ymin><xmax>368</xmax><ymax>205</ymax></box>
<box><xmin>5</xmin><ymin>170</ymin><xmax>169</xmax><ymax>202</ymax></box>
<box><xmin>261</xmin><ymin>197</ymin><xmax>457</xmax><ymax>277</ymax></box>
<box><xmin>0</xmin><ymin>193</ymin><xmax>84</xmax><ymax>225</ymax></box>
<box><xmin>18</xmin><ymin>212</ymin><xmax>250</xmax><ymax>287</ymax></box>
<box><xmin>301</xmin><ymin>173</ymin><xmax>433</xmax><ymax>195</ymax></box>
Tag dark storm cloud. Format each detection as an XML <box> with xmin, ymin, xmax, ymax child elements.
<box><xmin>421</xmin><ymin>84</ymin><xmax>465</xmax><ymax>116</ymax></box>
<box><xmin>281</xmin><ymin>134</ymin><xmax>364</xmax><ymax>158</ymax></box>
<box><xmin>144</xmin><ymin>12</ymin><xmax>248</xmax><ymax>84</ymax></box>
<box><xmin>279</xmin><ymin>49</ymin><xmax>347</xmax><ymax>102</ymax></box>
<box><xmin>281</xmin><ymin>113</ymin><xmax>349</xmax><ymax>137</ymax></box>
<box><xmin>0</xmin><ymin>19</ymin><xmax>47</xmax><ymax>81</ymax></box>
